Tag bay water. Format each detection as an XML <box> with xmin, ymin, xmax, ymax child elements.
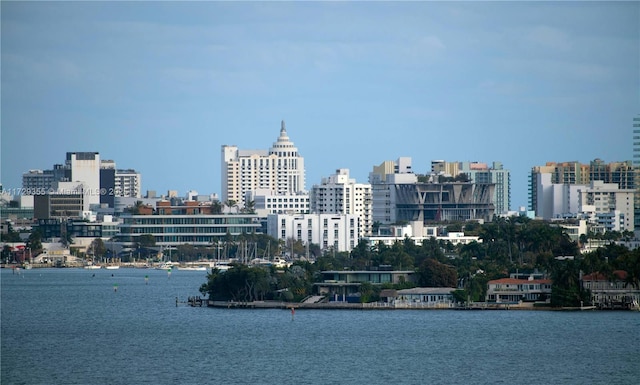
<box><xmin>2</xmin><ymin>268</ymin><xmax>639</xmax><ymax>385</ymax></box>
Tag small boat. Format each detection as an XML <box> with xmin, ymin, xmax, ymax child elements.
<box><xmin>104</xmin><ymin>265</ymin><xmax>120</xmax><ymax>270</ymax></box>
<box><xmin>156</xmin><ymin>261</ymin><xmax>176</xmax><ymax>270</ymax></box>
<box><xmin>272</xmin><ymin>257</ymin><xmax>291</xmax><ymax>269</ymax></box>
<box><xmin>84</xmin><ymin>264</ymin><xmax>102</xmax><ymax>270</ymax></box>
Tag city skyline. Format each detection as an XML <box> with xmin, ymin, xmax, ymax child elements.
<box><xmin>2</xmin><ymin>2</ymin><xmax>638</xmax><ymax>208</ymax></box>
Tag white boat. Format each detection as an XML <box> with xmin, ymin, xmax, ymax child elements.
<box><xmin>272</xmin><ymin>257</ymin><xmax>291</xmax><ymax>269</ymax></box>
<box><xmin>156</xmin><ymin>261</ymin><xmax>176</xmax><ymax>270</ymax></box>
<box><xmin>84</xmin><ymin>265</ymin><xmax>102</xmax><ymax>270</ymax></box>
<box><xmin>104</xmin><ymin>265</ymin><xmax>120</xmax><ymax>270</ymax></box>
<box><xmin>211</xmin><ymin>261</ymin><xmax>232</xmax><ymax>272</ymax></box>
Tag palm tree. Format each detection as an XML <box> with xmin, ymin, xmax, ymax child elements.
<box><xmin>125</xmin><ymin>200</ymin><xmax>145</xmax><ymax>215</ymax></box>
<box><xmin>211</xmin><ymin>200</ymin><xmax>223</xmax><ymax>214</ymax></box>
<box><xmin>224</xmin><ymin>199</ymin><xmax>238</xmax><ymax>214</ymax></box>
<box><xmin>244</xmin><ymin>200</ymin><xmax>256</xmax><ymax>214</ymax></box>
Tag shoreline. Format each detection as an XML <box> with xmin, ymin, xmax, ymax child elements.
<box><xmin>207</xmin><ymin>300</ymin><xmax>609</xmax><ymax>311</ymax></box>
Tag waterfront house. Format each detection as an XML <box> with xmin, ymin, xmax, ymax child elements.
<box><xmin>393</xmin><ymin>287</ymin><xmax>457</xmax><ymax>308</ymax></box>
<box><xmin>314</xmin><ymin>269</ymin><xmax>415</xmax><ymax>302</ymax></box>
<box><xmin>486</xmin><ymin>276</ymin><xmax>552</xmax><ymax>303</ymax></box>
<box><xmin>581</xmin><ymin>270</ymin><xmax>640</xmax><ymax>309</ymax></box>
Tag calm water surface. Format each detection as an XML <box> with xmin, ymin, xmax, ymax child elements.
<box><xmin>2</xmin><ymin>268</ymin><xmax>639</xmax><ymax>385</ymax></box>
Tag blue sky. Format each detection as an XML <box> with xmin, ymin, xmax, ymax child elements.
<box><xmin>2</xmin><ymin>1</ymin><xmax>638</xmax><ymax>209</ymax></box>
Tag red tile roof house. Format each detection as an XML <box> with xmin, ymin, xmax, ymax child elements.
<box><xmin>486</xmin><ymin>277</ymin><xmax>552</xmax><ymax>304</ymax></box>
<box><xmin>581</xmin><ymin>270</ymin><xmax>640</xmax><ymax>310</ymax></box>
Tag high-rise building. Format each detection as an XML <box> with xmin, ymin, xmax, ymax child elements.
<box><xmin>22</xmin><ymin>165</ymin><xmax>68</xmax><ymax>193</ymax></box>
<box><xmin>529</xmin><ymin>159</ymin><xmax>637</xmax><ymax>227</ymax></box>
<box><xmin>221</xmin><ymin>121</ymin><xmax>305</xmax><ymax>208</ymax></box>
<box><xmin>578</xmin><ymin>181</ymin><xmax>635</xmax><ymax>232</ymax></box>
<box><xmin>371</xmin><ymin>158</ymin><xmax>495</xmax><ymax>224</ymax></box>
<box><xmin>114</xmin><ymin>170</ymin><xmax>141</xmax><ymax>199</ymax></box>
<box><xmin>369</xmin><ymin>158</ymin><xmax>416</xmax><ymax>224</ymax></box>
<box><xmin>431</xmin><ymin>160</ymin><xmax>510</xmax><ymax>215</ymax></box>
<box><xmin>65</xmin><ymin>152</ymin><xmax>101</xmax><ymax>207</ymax></box>
<box><xmin>309</xmin><ymin>169</ymin><xmax>372</xmax><ymax>237</ymax></box>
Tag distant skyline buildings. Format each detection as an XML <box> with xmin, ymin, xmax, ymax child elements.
<box><xmin>529</xmin><ymin>159</ymin><xmax>637</xmax><ymax>230</ymax></box>
<box><xmin>21</xmin><ymin>152</ymin><xmax>141</xmax><ymax>211</ymax></box>
<box><xmin>221</xmin><ymin>121</ymin><xmax>306</xmax><ymax>208</ymax></box>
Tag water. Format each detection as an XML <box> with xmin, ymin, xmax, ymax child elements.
<box><xmin>2</xmin><ymin>268</ymin><xmax>639</xmax><ymax>385</ymax></box>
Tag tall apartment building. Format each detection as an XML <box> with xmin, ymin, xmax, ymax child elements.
<box><xmin>309</xmin><ymin>169</ymin><xmax>372</xmax><ymax>237</ymax></box>
<box><xmin>115</xmin><ymin>170</ymin><xmax>141</xmax><ymax>198</ymax></box>
<box><xmin>221</xmin><ymin>121</ymin><xmax>305</xmax><ymax>208</ymax></box>
<box><xmin>431</xmin><ymin>160</ymin><xmax>510</xmax><ymax>215</ymax></box>
<box><xmin>578</xmin><ymin>181</ymin><xmax>635</xmax><ymax>232</ymax></box>
<box><xmin>369</xmin><ymin>158</ymin><xmax>416</xmax><ymax>224</ymax></box>
<box><xmin>530</xmin><ymin>159</ymin><xmax>637</xmax><ymax>228</ymax></box>
<box><xmin>100</xmin><ymin>160</ymin><xmax>142</xmax><ymax>199</ymax></box>
<box><xmin>22</xmin><ymin>165</ymin><xmax>68</xmax><ymax>193</ymax></box>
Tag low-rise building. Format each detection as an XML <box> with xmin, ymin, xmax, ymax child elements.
<box><xmin>391</xmin><ymin>287</ymin><xmax>457</xmax><ymax>308</ymax></box>
<box><xmin>245</xmin><ymin>189</ymin><xmax>309</xmax><ymax>215</ymax></box>
<box><xmin>364</xmin><ymin>221</ymin><xmax>481</xmax><ymax>247</ymax></box>
<box><xmin>117</xmin><ymin>213</ymin><xmax>261</xmax><ymax>247</ymax></box>
<box><xmin>267</xmin><ymin>213</ymin><xmax>359</xmax><ymax>253</ymax></box>
<box><xmin>486</xmin><ymin>277</ymin><xmax>552</xmax><ymax>303</ymax></box>
<box><xmin>315</xmin><ymin>269</ymin><xmax>415</xmax><ymax>301</ymax></box>
<box><xmin>581</xmin><ymin>270</ymin><xmax>640</xmax><ymax>309</ymax></box>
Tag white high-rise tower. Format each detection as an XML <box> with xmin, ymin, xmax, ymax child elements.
<box><xmin>221</xmin><ymin>121</ymin><xmax>305</xmax><ymax>207</ymax></box>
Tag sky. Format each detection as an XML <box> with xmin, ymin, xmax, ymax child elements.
<box><xmin>2</xmin><ymin>1</ymin><xmax>638</xmax><ymax>209</ymax></box>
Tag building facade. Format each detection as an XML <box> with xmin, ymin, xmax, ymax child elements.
<box><xmin>66</xmin><ymin>152</ymin><xmax>101</xmax><ymax>207</ymax></box>
<box><xmin>578</xmin><ymin>180</ymin><xmax>635</xmax><ymax>232</ymax></box>
<box><xmin>315</xmin><ymin>270</ymin><xmax>415</xmax><ymax>301</ymax></box>
<box><xmin>23</xmin><ymin>153</ymin><xmax>140</xmax><ymax>210</ymax></box>
<box><xmin>531</xmin><ymin>160</ymin><xmax>637</xmax><ymax>231</ymax></box>
<box><xmin>267</xmin><ymin>213</ymin><xmax>359</xmax><ymax>253</ymax></box>
<box><xmin>221</xmin><ymin>121</ymin><xmax>305</xmax><ymax>208</ymax></box>
<box><xmin>582</xmin><ymin>270</ymin><xmax>640</xmax><ymax>310</ymax></box>
<box><xmin>117</xmin><ymin>213</ymin><xmax>262</xmax><ymax>247</ymax></box>
<box><xmin>372</xmin><ymin>158</ymin><xmax>495</xmax><ymax>224</ymax></box>
<box><xmin>364</xmin><ymin>221</ymin><xmax>481</xmax><ymax>247</ymax></box>
<box><xmin>370</xmin><ymin>159</ymin><xmax>416</xmax><ymax>225</ymax></box>
<box><xmin>432</xmin><ymin>160</ymin><xmax>510</xmax><ymax>215</ymax></box>
<box><xmin>114</xmin><ymin>169</ymin><xmax>142</xmax><ymax>199</ymax></box>
<box><xmin>486</xmin><ymin>277</ymin><xmax>552</xmax><ymax>303</ymax></box>
<box><xmin>310</xmin><ymin>169</ymin><xmax>372</xmax><ymax>237</ymax></box>
<box><xmin>245</xmin><ymin>189</ymin><xmax>309</xmax><ymax>215</ymax></box>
